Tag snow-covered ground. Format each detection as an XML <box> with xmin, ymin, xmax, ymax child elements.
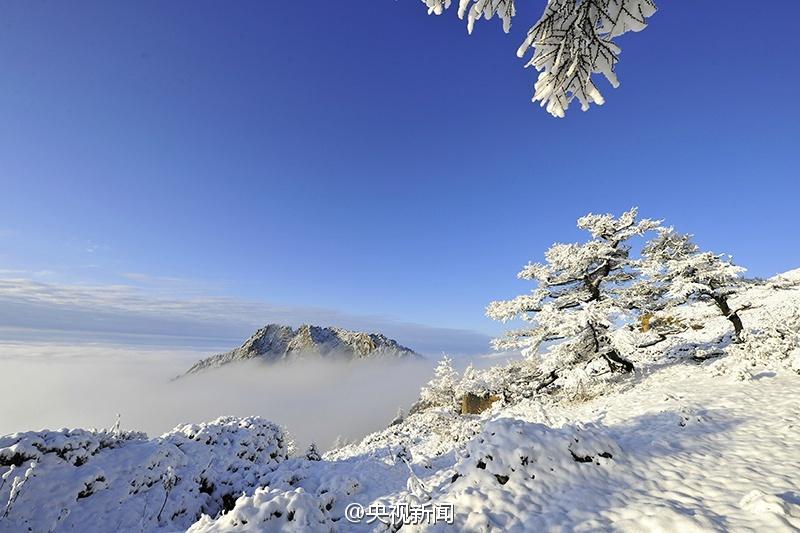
<box><xmin>2</xmin><ymin>271</ymin><xmax>799</xmax><ymax>532</ymax></box>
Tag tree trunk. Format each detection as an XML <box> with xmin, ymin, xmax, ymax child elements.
<box><xmin>712</xmin><ymin>294</ymin><xmax>744</xmax><ymax>342</ymax></box>
<box><xmin>590</xmin><ymin>322</ymin><xmax>634</xmax><ymax>373</ymax></box>
<box><xmin>603</xmin><ymin>349</ymin><xmax>635</xmax><ymax>373</ymax></box>
<box><xmin>536</xmin><ymin>370</ymin><xmax>559</xmax><ymax>392</ymax></box>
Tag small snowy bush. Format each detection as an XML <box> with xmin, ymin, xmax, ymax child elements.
<box><xmin>0</xmin><ymin>416</ymin><xmax>289</xmax><ymax>532</ymax></box>
<box><xmin>702</xmin><ymin>299</ymin><xmax>800</xmax><ymax>380</ymax></box>
<box><xmin>482</xmin><ymin>358</ymin><xmax>543</xmax><ymax>403</ymax></box>
<box><xmin>714</xmin><ymin>305</ymin><xmax>800</xmax><ymax>379</ymax></box>
<box><xmin>453</xmin><ymin>363</ymin><xmax>491</xmax><ymax>400</ymax></box>
<box><xmin>187</xmin><ymin>487</ymin><xmax>333</xmax><ymax>533</ymax></box>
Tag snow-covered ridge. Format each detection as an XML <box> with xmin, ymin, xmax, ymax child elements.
<box><xmin>182</xmin><ymin>324</ymin><xmax>419</xmax><ymax>376</ymax></box>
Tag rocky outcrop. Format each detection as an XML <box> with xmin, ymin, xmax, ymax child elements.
<box><xmin>182</xmin><ymin>324</ymin><xmax>418</xmax><ymax>376</ymax></box>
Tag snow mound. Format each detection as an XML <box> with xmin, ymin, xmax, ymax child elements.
<box><xmin>0</xmin><ymin>416</ymin><xmax>289</xmax><ymax>533</ymax></box>
<box><xmin>776</xmin><ymin>268</ymin><xmax>800</xmax><ymax>283</ymax></box>
<box><xmin>739</xmin><ymin>489</ymin><xmax>800</xmax><ymax>530</ymax></box>
<box><xmin>421</xmin><ymin>419</ymin><xmax>620</xmax><ymax>531</ymax></box>
<box><xmin>188</xmin><ymin>487</ymin><xmax>334</xmax><ymax>533</ymax></box>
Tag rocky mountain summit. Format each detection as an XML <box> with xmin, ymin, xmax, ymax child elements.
<box><xmin>183</xmin><ymin>324</ymin><xmax>419</xmax><ymax>375</ymax></box>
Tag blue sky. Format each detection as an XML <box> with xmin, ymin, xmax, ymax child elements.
<box><xmin>0</xmin><ymin>1</ymin><xmax>798</xmax><ymax>353</ymax></box>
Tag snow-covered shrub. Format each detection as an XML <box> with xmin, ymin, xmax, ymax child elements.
<box><xmin>483</xmin><ymin>358</ymin><xmax>542</xmax><ymax>403</ymax></box>
<box><xmin>751</xmin><ymin>306</ymin><xmax>800</xmax><ymax>360</ymax></box>
<box><xmin>715</xmin><ymin>304</ymin><xmax>800</xmax><ymax>378</ymax></box>
<box><xmin>417</xmin><ymin>355</ymin><xmax>460</xmax><ymax>412</ymax></box>
<box><xmin>0</xmin><ymin>416</ymin><xmax>289</xmax><ymax>532</ymax></box>
<box><xmin>477</xmin><ymin>357</ymin><xmax>600</xmax><ymax>404</ymax></box>
<box><xmin>664</xmin><ymin>338</ymin><xmax>727</xmax><ymax>364</ymax></box>
<box><xmin>487</xmin><ymin>208</ymin><xmax>660</xmax><ymax>389</ymax></box>
<box><xmin>326</xmin><ymin>408</ymin><xmax>483</xmax><ymax>462</ymax></box>
<box><xmin>0</xmin><ymin>426</ymin><xmax>146</xmax><ymax>468</ymax></box>
<box><xmin>555</xmin><ymin>361</ymin><xmax>613</xmax><ymax>402</ymax></box>
<box><xmin>187</xmin><ymin>487</ymin><xmax>334</xmax><ymax>533</ymax></box>
<box><xmin>453</xmin><ymin>363</ymin><xmax>491</xmax><ymax>400</ymax></box>
<box><xmin>389</xmin><ymin>407</ymin><xmax>405</xmax><ymax>426</ymax></box>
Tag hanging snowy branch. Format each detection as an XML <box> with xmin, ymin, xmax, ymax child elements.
<box><xmin>422</xmin><ymin>0</ymin><xmax>516</xmax><ymax>32</ymax></box>
<box><xmin>421</xmin><ymin>0</ymin><xmax>657</xmax><ymax>117</ymax></box>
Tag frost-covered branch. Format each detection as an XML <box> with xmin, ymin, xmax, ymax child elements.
<box><xmin>421</xmin><ymin>0</ymin><xmax>657</xmax><ymax>117</ymax></box>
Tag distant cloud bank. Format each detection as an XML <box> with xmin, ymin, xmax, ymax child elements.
<box><xmin>0</xmin><ymin>276</ymin><xmax>491</xmax><ymax>355</ymax></box>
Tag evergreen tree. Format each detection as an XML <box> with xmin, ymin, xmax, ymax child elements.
<box><xmin>487</xmin><ymin>208</ymin><xmax>660</xmax><ymax>385</ymax></box>
<box><xmin>454</xmin><ymin>363</ymin><xmax>490</xmax><ymax>399</ymax></box>
<box><xmin>419</xmin><ymin>355</ymin><xmax>460</xmax><ymax>410</ymax></box>
<box><xmin>304</xmin><ymin>442</ymin><xmax>322</xmax><ymax>461</ymax></box>
<box><xmin>643</xmin><ymin>227</ymin><xmax>748</xmax><ymax>341</ymax></box>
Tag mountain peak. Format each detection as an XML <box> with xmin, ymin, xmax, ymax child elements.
<box><xmin>183</xmin><ymin>324</ymin><xmax>418</xmax><ymax>376</ymax></box>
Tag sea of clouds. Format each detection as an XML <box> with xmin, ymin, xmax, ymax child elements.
<box><xmin>0</xmin><ymin>342</ymin><xmax>449</xmax><ymax>450</ymax></box>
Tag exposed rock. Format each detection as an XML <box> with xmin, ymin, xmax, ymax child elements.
<box><xmin>461</xmin><ymin>393</ymin><xmax>501</xmax><ymax>415</ymax></box>
<box><xmin>182</xmin><ymin>324</ymin><xmax>418</xmax><ymax>376</ymax></box>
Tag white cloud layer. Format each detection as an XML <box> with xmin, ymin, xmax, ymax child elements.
<box><xmin>0</xmin><ymin>343</ymin><xmax>440</xmax><ymax>450</ymax></box>
<box><xmin>0</xmin><ymin>276</ymin><xmax>491</xmax><ymax>355</ymax></box>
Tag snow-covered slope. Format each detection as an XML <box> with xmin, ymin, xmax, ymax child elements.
<box><xmin>183</xmin><ymin>324</ymin><xmax>419</xmax><ymax>375</ymax></box>
<box><xmin>2</xmin><ymin>272</ymin><xmax>799</xmax><ymax>532</ymax></box>
<box><xmin>182</xmin><ymin>365</ymin><xmax>800</xmax><ymax>532</ymax></box>
<box><xmin>187</xmin><ymin>271</ymin><xmax>800</xmax><ymax>532</ymax></box>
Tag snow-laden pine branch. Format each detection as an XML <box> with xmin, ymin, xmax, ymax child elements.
<box><xmin>421</xmin><ymin>0</ymin><xmax>657</xmax><ymax>117</ymax></box>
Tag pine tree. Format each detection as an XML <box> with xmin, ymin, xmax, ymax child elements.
<box><xmin>642</xmin><ymin>227</ymin><xmax>748</xmax><ymax>341</ymax></box>
<box><xmin>486</xmin><ymin>208</ymin><xmax>660</xmax><ymax>385</ymax></box>
<box><xmin>304</xmin><ymin>442</ymin><xmax>322</xmax><ymax>461</ymax></box>
<box><xmin>421</xmin><ymin>0</ymin><xmax>658</xmax><ymax>116</ymax></box>
<box><xmin>454</xmin><ymin>363</ymin><xmax>490</xmax><ymax>399</ymax></box>
<box><xmin>419</xmin><ymin>355</ymin><xmax>460</xmax><ymax>410</ymax></box>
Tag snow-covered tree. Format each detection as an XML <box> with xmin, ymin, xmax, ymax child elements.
<box><xmin>304</xmin><ymin>442</ymin><xmax>321</xmax><ymax>461</ymax></box>
<box><xmin>642</xmin><ymin>228</ymin><xmax>748</xmax><ymax>341</ymax></box>
<box><xmin>419</xmin><ymin>355</ymin><xmax>460</xmax><ymax>410</ymax></box>
<box><xmin>421</xmin><ymin>0</ymin><xmax>658</xmax><ymax>117</ymax></box>
<box><xmin>454</xmin><ymin>363</ymin><xmax>491</xmax><ymax>398</ymax></box>
<box><xmin>487</xmin><ymin>208</ymin><xmax>660</xmax><ymax>385</ymax></box>
<box><xmin>389</xmin><ymin>406</ymin><xmax>406</xmax><ymax>426</ymax></box>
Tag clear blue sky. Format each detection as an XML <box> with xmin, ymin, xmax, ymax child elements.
<box><xmin>0</xmin><ymin>1</ymin><xmax>798</xmax><ymax>350</ymax></box>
